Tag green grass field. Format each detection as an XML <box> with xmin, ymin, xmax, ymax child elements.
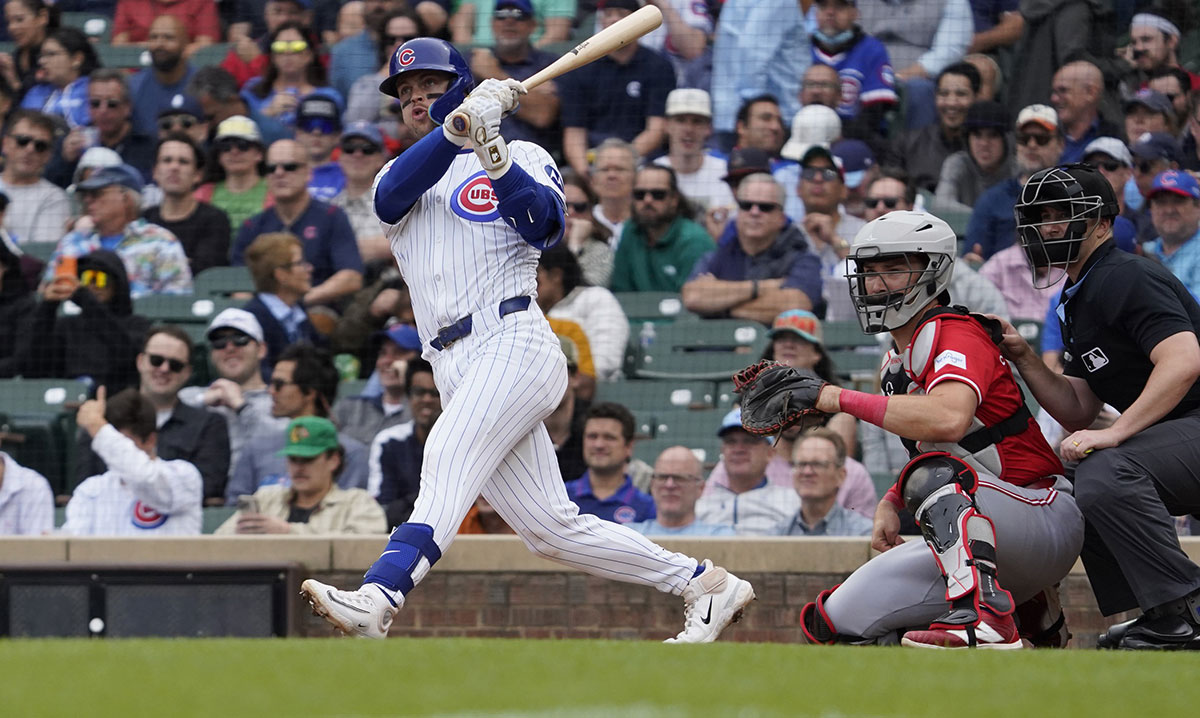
<box><xmin>4</xmin><ymin>638</ymin><xmax>1200</xmax><ymax>717</ymax></box>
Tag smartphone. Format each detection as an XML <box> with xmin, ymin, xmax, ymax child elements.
<box><xmin>54</xmin><ymin>255</ymin><xmax>77</xmax><ymax>279</ymax></box>
<box><xmin>236</xmin><ymin>495</ymin><xmax>259</xmax><ymax>514</ymax></box>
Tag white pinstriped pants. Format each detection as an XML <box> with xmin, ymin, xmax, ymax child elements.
<box><xmin>407</xmin><ymin>303</ymin><xmax>698</xmax><ymax>594</ymax></box>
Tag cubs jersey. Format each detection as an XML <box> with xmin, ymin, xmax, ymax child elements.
<box><xmin>812</xmin><ymin>35</ymin><xmax>897</xmax><ymax>120</ymax></box>
<box><xmin>881</xmin><ymin>313</ymin><xmax>1062</xmax><ymax>485</ymax></box>
<box><xmin>375</xmin><ymin>141</ymin><xmax>565</xmax><ymax>347</ymax></box>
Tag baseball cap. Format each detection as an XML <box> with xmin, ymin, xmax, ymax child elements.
<box><xmin>1148</xmin><ymin>170</ymin><xmax>1200</xmax><ymax>201</ymax></box>
<box><xmin>964</xmin><ymin>100</ymin><xmax>1009</xmax><ymax>131</ymax></box>
<box><xmin>831</xmin><ymin>139</ymin><xmax>873</xmax><ymax>189</ymax></box>
<box><xmin>374</xmin><ymin>322</ymin><xmax>422</xmax><ymax>352</ymax></box>
<box><xmin>665</xmin><ymin>88</ymin><xmax>711</xmax><ymax>118</ymax></box>
<box><xmin>1124</xmin><ymin>88</ymin><xmax>1173</xmax><ymax>117</ymax></box>
<box><xmin>722</xmin><ymin>147</ymin><xmax>772</xmax><ymax>183</ymax></box>
<box><xmin>769</xmin><ymin>309</ymin><xmax>823</xmax><ymax>345</ymax></box>
<box><xmin>296</xmin><ymin>93</ymin><xmax>343</xmax><ymax>134</ymax></box>
<box><xmin>215</xmin><ymin>115</ymin><xmax>262</xmax><ymax>143</ymax></box>
<box><xmin>598</xmin><ymin>0</ymin><xmax>640</xmax><ymax>11</ymax></box>
<box><xmin>207</xmin><ymin>307</ymin><xmax>265</xmax><ymax>344</ymax></box>
<box><xmin>1130</xmin><ymin>131</ymin><xmax>1184</xmax><ymax>165</ymax></box>
<box><xmin>1016</xmin><ymin>104</ymin><xmax>1058</xmax><ymax>132</ymax></box>
<box><xmin>780</xmin><ymin>105</ymin><xmax>841</xmax><ymax>162</ymax></box>
<box><xmin>341</xmin><ymin>120</ymin><xmax>384</xmax><ymax>148</ymax></box>
<box><xmin>277</xmin><ymin>416</ymin><xmax>341</xmax><ymax>458</ymax></box>
<box><xmin>157</xmin><ymin>93</ymin><xmax>205</xmax><ymax>120</ymax></box>
<box><xmin>1082</xmin><ymin>137</ymin><xmax>1133</xmax><ymax>168</ymax></box>
<box><xmin>495</xmin><ymin>0</ymin><xmax>534</xmax><ymax>15</ymax></box>
<box><xmin>77</xmin><ymin>163</ymin><xmax>144</xmax><ymax>193</ymax></box>
<box><xmin>800</xmin><ymin>145</ymin><xmax>845</xmax><ymax>181</ymax></box>
<box><xmin>717</xmin><ymin>407</ymin><xmax>763</xmax><ymax>439</ymax></box>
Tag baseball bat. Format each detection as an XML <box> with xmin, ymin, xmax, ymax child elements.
<box><xmin>447</xmin><ymin>5</ymin><xmax>663</xmax><ymax>142</ymax></box>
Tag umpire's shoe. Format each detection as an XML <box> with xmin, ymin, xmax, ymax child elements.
<box><xmin>1099</xmin><ymin>591</ymin><xmax>1200</xmax><ymax>650</ymax></box>
<box><xmin>301</xmin><ymin>579</ymin><xmax>400</xmax><ymax>639</ymax></box>
<box><xmin>664</xmin><ymin>559</ymin><xmax>756</xmax><ymax>644</ymax></box>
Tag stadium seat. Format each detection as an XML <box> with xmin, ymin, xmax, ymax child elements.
<box><xmin>822</xmin><ymin>320</ymin><xmax>878</xmax><ymax>350</ymax></box>
<box><xmin>594</xmin><ymin>379</ymin><xmax>716</xmax><ymax>412</ymax></box>
<box><xmin>189</xmin><ymin>43</ymin><xmax>232</xmax><ymax>70</ymax></box>
<box><xmin>614</xmin><ymin>291</ymin><xmax>693</xmax><ymax>323</ymax></box>
<box><xmin>202</xmin><ymin>506</ymin><xmax>236</xmax><ymax>534</ymax></box>
<box><xmin>134</xmin><ymin>295</ymin><xmax>242</xmax><ymax>325</ymax></box>
<box><xmin>97</xmin><ymin>45</ymin><xmax>148</xmax><ymax>70</ymax></box>
<box><xmin>61</xmin><ymin>12</ymin><xmax>111</xmax><ymax>42</ymax></box>
<box><xmin>0</xmin><ymin>378</ymin><xmax>90</xmax><ymax>495</ymax></box>
<box><xmin>193</xmin><ymin>266</ymin><xmax>254</xmax><ymax>298</ymax></box>
<box><xmin>20</xmin><ymin>242</ymin><xmax>58</xmax><ymax>264</ymax></box>
<box><xmin>1014</xmin><ymin>319</ymin><xmax>1043</xmax><ymax>353</ymax></box>
<box><xmin>649</xmin><ymin>407</ymin><xmax>727</xmax><ymax>444</ymax></box>
<box><xmin>632</xmin><ymin>436</ymin><xmax>721</xmax><ymax>468</ymax></box>
<box><xmin>829</xmin><ymin>349</ymin><xmax>882</xmax><ymax>391</ymax></box>
<box><xmin>919</xmin><ymin>189</ymin><xmax>972</xmax><ymax>240</ymax></box>
<box><xmin>338</xmin><ymin>378</ymin><xmax>369</xmax><ymax>399</ymax></box>
<box><xmin>630</xmin><ymin>319</ymin><xmax>766</xmax><ymax>380</ymax></box>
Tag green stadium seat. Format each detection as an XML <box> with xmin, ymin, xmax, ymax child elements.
<box><xmin>134</xmin><ymin>295</ymin><xmax>242</xmax><ymax>325</ymax></box>
<box><xmin>614</xmin><ymin>292</ymin><xmax>693</xmax><ymax>323</ymax></box>
<box><xmin>919</xmin><ymin>189</ymin><xmax>972</xmax><ymax>239</ymax></box>
<box><xmin>1014</xmin><ymin>319</ymin><xmax>1043</xmax><ymax>353</ymax></box>
<box><xmin>21</xmin><ymin>242</ymin><xmax>58</xmax><ymax>264</ymax></box>
<box><xmin>0</xmin><ymin>378</ymin><xmax>89</xmax><ymax>495</ymax></box>
<box><xmin>822</xmin><ymin>320</ymin><xmax>878</xmax><ymax>350</ymax></box>
<box><xmin>648</xmin><ymin>407</ymin><xmax>727</xmax><ymax>444</ymax></box>
<box><xmin>338</xmin><ymin>378</ymin><xmax>369</xmax><ymax>399</ymax></box>
<box><xmin>193</xmin><ymin>266</ymin><xmax>254</xmax><ymax>298</ymax></box>
<box><xmin>0</xmin><ymin>378</ymin><xmax>91</xmax><ymax>418</ymax></box>
<box><xmin>203</xmin><ymin>506</ymin><xmax>237</xmax><ymax>534</ymax></box>
<box><xmin>870</xmin><ymin>470</ymin><xmax>897</xmax><ymax>496</ymax></box>
<box><xmin>829</xmin><ymin>349</ymin><xmax>882</xmax><ymax>391</ymax></box>
<box><xmin>97</xmin><ymin>45</ymin><xmax>147</xmax><ymax>70</ymax></box>
<box><xmin>189</xmin><ymin>43</ymin><xmax>232</xmax><ymax>69</ymax></box>
<box><xmin>631</xmin><ymin>319</ymin><xmax>766</xmax><ymax>380</ymax></box>
<box><xmin>594</xmin><ymin>379</ymin><xmax>716</xmax><ymax>412</ymax></box>
<box><xmin>632</xmin><ymin>436</ymin><xmax>721</xmax><ymax>468</ymax></box>
<box><xmin>61</xmin><ymin>12</ymin><xmax>111</xmax><ymax>42</ymax></box>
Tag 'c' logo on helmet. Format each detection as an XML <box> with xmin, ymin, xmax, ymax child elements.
<box><xmin>398</xmin><ymin>48</ymin><xmax>415</xmax><ymax>67</ymax></box>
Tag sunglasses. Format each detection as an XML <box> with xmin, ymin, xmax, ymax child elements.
<box><xmin>650</xmin><ymin>472</ymin><xmax>701</xmax><ymax>485</ymax></box>
<box><xmin>340</xmin><ymin>142</ymin><xmax>380</xmax><ymax>156</ymax></box>
<box><xmin>633</xmin><ymin>188</ymin><xmax>669</xmax><ymax>201</ymax></box>
<box><xmin>158</xmin><ymin>116</ymin><xmax>197</xmax><ymax>132</ymax></box>
<box><xmin>12</xmin><ymin>134</ymin><xmax>50</xmax><ymax>152</ymax></box>
<box><xmin>801</xmin><ymin>167</ymin><xmax>840</xmax><ymax>182</ymax></box>
<box><xmin>567</xmin><ymin>201</ymin><xmax>589</xmax><ymax>214</ymax></box>
<box><xmin>865</xmin><ymin>196</ymin><xmax>902</xmax><ymax>209</ymax></box>
<box><xmin>494</xmin><ymin>7</ymin><xmax>531</xmax><ymax>20</ymax></box>
<box><xmin>1135</xmin><ymin>160</ymin><xmax>1161</xmax><ymax>174</ymax></box>
<box><xmin>89</xmin><ymin>98</ymin><xmax>123</xmax><ymax>109</ymax></box>
<box><xmin>269</xmin><ymin>378</ymin><xmax>295</xmax><ymax>391</ymax></box>
<box><xmin>147</xmin><ymin>353</ymin><xmax>187</xmax><ymax>373</ymax></box>
<box><xmin>216</xmin><ymin>138</ymin><xmax>257</xmax><ymax>153</ymax></box>
<box><xmin>210</xmin><ymin>333</ymin><xmax>253</xmax><ymax>350</ymax></box>
<box><xmin>271</xmin><ymin>39</ymin><xmax>309</xmax><ymax>54</ymax></box>
<box><xmin>298</xmin><ymin>117</ymin><xmax>338</xmax><ymax>135</ymax></box>
<box><xmin>80</xmin><ymin>269</ymin><xmax>108</xmax><ymax>288</ymax></box>
<box><xmin>737</xmin><ymin>200</ymin><xmax>781</xmax><ymax>213</ymax></box>
<box><xmin>385</xmin><ymin>34</ymin><xmax>416</xmax><ymax>45</ymax></box>
<box><xmin>1089</xmin><ymin>160</ymin><xmax>1124</xmax><ymax>173</ymax></box>
<box><xmin>1016</xmin><ymin>132</ymin><xmax>1054</xmax><ymax>147</ymax></box>
<box><xmin>409</xmin><ymin>386</ymin><xmax>439</xmax><ymax>399</ymax></box>
<box><xmin>266</xmin><ymin>162</ymin><xmax>303</xmax><ymax>174</ymax></box>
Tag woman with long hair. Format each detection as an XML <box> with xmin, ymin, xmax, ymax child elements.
<box><xmin>20</xmin><ymin>26</ymin><xmax>97</xmax><ymax>128</ymax></box>
<box><xmin>0</xmin><ymin>0</ymin><xmax>56</xmax><ymax>96</ymax></box>
<box><xmin>561</xmin><ymin>170</ymin><xmax>613</xmax><ymax>288</ymax></box>
<box><xmin>240</xmin><ymin>22</ymin><xmax>341</xmax><ymax>133</ymax></box>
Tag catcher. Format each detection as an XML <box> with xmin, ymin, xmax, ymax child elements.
<box><xmin>735</xmin><ymin>210</ymin><xmax>1084</xmax><ymax>648</ymax></box>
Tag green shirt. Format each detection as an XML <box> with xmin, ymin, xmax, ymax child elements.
<box><xmin>468</xmin><ymin>0</ymin><xmax>576</xmax><ymax>47</ymax></box>
<box><xmin>610</xmin><ymin>217</ymin><xmax>714</xmax><ymax>293</ymax></box>
<box><xmin>211</xmin><ymin>179</ymin><xmax>269</xmax><ymax>234</ymax></box>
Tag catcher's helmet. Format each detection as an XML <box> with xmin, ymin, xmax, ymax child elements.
<box><xmin>379</xmin><ymin>37</ymin><xmax>473</xmax><ymax>125</ymax></box>
<box><xmin>845</xmin><ymin>210</ymin><xmax>956</xmax><ymax>334</ymax></box>
<box><xmin>1014</xmin><ymin>163</ymin><xmax>1118</xmax><ymax>287</ymax></box>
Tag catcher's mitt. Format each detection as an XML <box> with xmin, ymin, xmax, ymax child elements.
<box><xmin>732</xmin><ymin>360</ymin><xmax>831</xmax><ymax>436</ymax></box>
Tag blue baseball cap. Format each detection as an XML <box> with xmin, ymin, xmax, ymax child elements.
<box><xmin>341</xmin><ymin>121</ymin><xmax>384</xmax><ymax>148</ymax></box>
<box><xmin>831</xmin><ymin>139</ymin><xmax>875</xmax><ymax>189</ymax></box>
<box><xmin>375</xmin><ymin>323</ymin><xmax>421</xmax><ymax>352</ymax></box>
<box><xmin>1124</xmin><ymin>88</ymin><xmax>1173</xmax><ymax>118</ymax></box>
<box><xmin>157</xmin><ymin>92</ymin><xmax>205</xmax><ymax>120</ymax></box>
<box><xmin>1130</xmin><ymin>131</ymin><xmax>1184</xmax><ymax>166</ymax></box>
<box><xmin>717</xmin><ymin>407</ymin><xmax>768</xmax><ymax>440</ymax></box>
<box><xmin>1149</xmin><ymin>170</ymin><xmax>1200</xmax><ymax>201</ymax></box>
<box><xmin>495</xmin><ymin>0</ymin><xmax>534</xmax><ymax>15</ymax></box>
<box><xmin>77</xmin><ymin>163</ymin><xmax>144</xmax><ymax>193</ymax></box>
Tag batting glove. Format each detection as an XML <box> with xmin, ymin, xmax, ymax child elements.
<box><xmin>473</xmin><ymin>78</ymin><xmax>525</xmax><ymax>116</ymax></box>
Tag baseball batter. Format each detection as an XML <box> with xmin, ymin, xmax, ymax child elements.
<box><xmin>300</xmin><ymin>38</ymin><xmax>754</xmax><ymax>642</ymax></box>
<box><xmin>771</xmin><ymin>211</ymin><xmax>1084</xmax><ymax>648</ymax></box>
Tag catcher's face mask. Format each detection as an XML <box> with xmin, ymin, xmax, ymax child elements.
<box><xmin>847</xmin><ymin>251</ymin><xmax>951</xmax><ymax>334</ymax></box>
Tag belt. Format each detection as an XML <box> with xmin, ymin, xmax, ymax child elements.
<box><xmin>429</xmin><ymin>296</ymin><xmax>531</xmax><ymax>351</ymax></box>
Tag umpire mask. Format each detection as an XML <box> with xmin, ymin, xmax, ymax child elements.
<box><xmin>1014</xmin><ymin>165</ymin><xmax>1117</xmax><ymax>289</ymax></box>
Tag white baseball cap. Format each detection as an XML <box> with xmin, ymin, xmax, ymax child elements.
<box><xmin>781</xmin><ymin>105</ymin><xmax>842</xmax><ymax>162</ymax></box>
<box><xmin>215</xmin><ymin>115</ymin><xmax>263</xmax><ymax>143</ymax></box>
<box><xmin>1016</xmin><ymin>104</ymin><xmax>1058</xmax><ymax>132</ymax></box>
<box><xmin>1082</xmin><ymin>136</ymin><xmax>1133</xmax><ymax>168</ymax></box>
<box><xmin>207</xmin><ymin>308</ymin><xmax>264</xmax><ymax>344</ymax></box>
<box><xmin>665</xmin><ymin>88</ymin><xmax>712</xmax><ymax>118</ymax></box>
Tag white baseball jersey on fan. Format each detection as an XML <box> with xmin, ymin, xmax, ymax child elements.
<box><xmin>376</xmin><ymin>140</ymin><xmax>699</xmax><ymax>594</ymax></box>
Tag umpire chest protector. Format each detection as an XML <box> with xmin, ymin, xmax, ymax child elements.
<box><xmin>880</xmin><ymin>305</ymin><xmax>1032</xmax><ymax>477</ymax></box>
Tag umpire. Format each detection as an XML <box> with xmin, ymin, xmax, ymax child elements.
<box><xmin>997</xmin><ymin>163</ymin><xmax>1200</xmax><ymax>650</ymax></box>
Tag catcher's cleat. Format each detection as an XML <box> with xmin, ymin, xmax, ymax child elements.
<box><xmin>1015</xmin><ymin>586</ymin><xmax>1071</xmax><ymax>648</ymax></box>
<box><xmin>301</xmin><ymin>579</ymin><xmax>400</xmax><ymax>639</ymax></box>
<box><xmin>901</xmin><ymin>607</ymin><xmax>1023</xmax><ymax>650</ymax></box>
<box><xmin>664</xmin><ymin>559</ymin><xmax>756</xmax><ymax>644</ymax></box>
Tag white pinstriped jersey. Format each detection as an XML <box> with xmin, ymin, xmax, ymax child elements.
<box><xmin>374</xmin><ymin>141</ymin><xmax>566</xmax><ymax>346</ymax></box>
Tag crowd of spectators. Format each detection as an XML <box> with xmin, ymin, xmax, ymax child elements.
<box><xmin>1</xmin><ymin>0</ymin><xmax>1200</xmax><ymax>540</ymax></box>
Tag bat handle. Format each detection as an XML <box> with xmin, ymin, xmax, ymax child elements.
<box><xmin>446</xmin><ymin>112</ymin><xmax>470</xmax><ymax>137</ymax></box>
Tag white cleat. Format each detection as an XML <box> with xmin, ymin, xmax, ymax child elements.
<box><xmin>300</xmin><ymin>579</ymin><xmax>400</xmax><ymax>639</ymax></box>
<box><xmin>664</xmin><ymin>559</ymin><xmax>756</xmax><ymax>644</ymax></box>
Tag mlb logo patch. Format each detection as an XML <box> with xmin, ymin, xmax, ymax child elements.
<box><xmin>1082</xmin><ymin>347</ymin><xmax>1109</xmax><ymax>373</ymax></box>
<box><xmin>450</xmin><ymin>171</ymin><xmax>501</xmax><ymax>222</ymax></box>
<box><xmin>131</xmin><ymin>500</ymin><xmax>168</xmax><ymax>529</ymax></box>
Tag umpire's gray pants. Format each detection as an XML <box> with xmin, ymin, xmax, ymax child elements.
<box><xmin>823</xmin><ymin>477</ymin><xmax>1083</xmax><ymax>643</ymax></box>
<box><xmin>1073</xmin><ymin>412</ymin><xmax>1200</xmax><ymax>616</ymax></box>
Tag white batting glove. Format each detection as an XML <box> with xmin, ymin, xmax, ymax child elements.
<box><xmin>442</xmin><ymin>93</ymin><xmax>502</xmax><ymax>146</ymax></box>
<box><xmin>473</xmin><ymin>78</ymin><xmax>525</xmax><ymax>115</ymax></box>
<box><xmin>474</xmin><ymin>133</ymin><xmax>511</xmax><ymax>178</ymax></box>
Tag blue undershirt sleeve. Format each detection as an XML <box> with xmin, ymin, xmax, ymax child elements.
<box><xmin>489</xmin><ymin>162</ymin><xmax>565</xmax><ymax>249</ymax></box>
<box><xmin>374</xmin><ymin>129</ymin><xmax>463</xmax><ymax>224</ymax></box>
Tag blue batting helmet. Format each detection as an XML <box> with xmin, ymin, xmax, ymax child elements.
<box><xmin>379</xmin><ymin>37</ymin><xmax>473</xmax><ymax>125</ymax></box>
